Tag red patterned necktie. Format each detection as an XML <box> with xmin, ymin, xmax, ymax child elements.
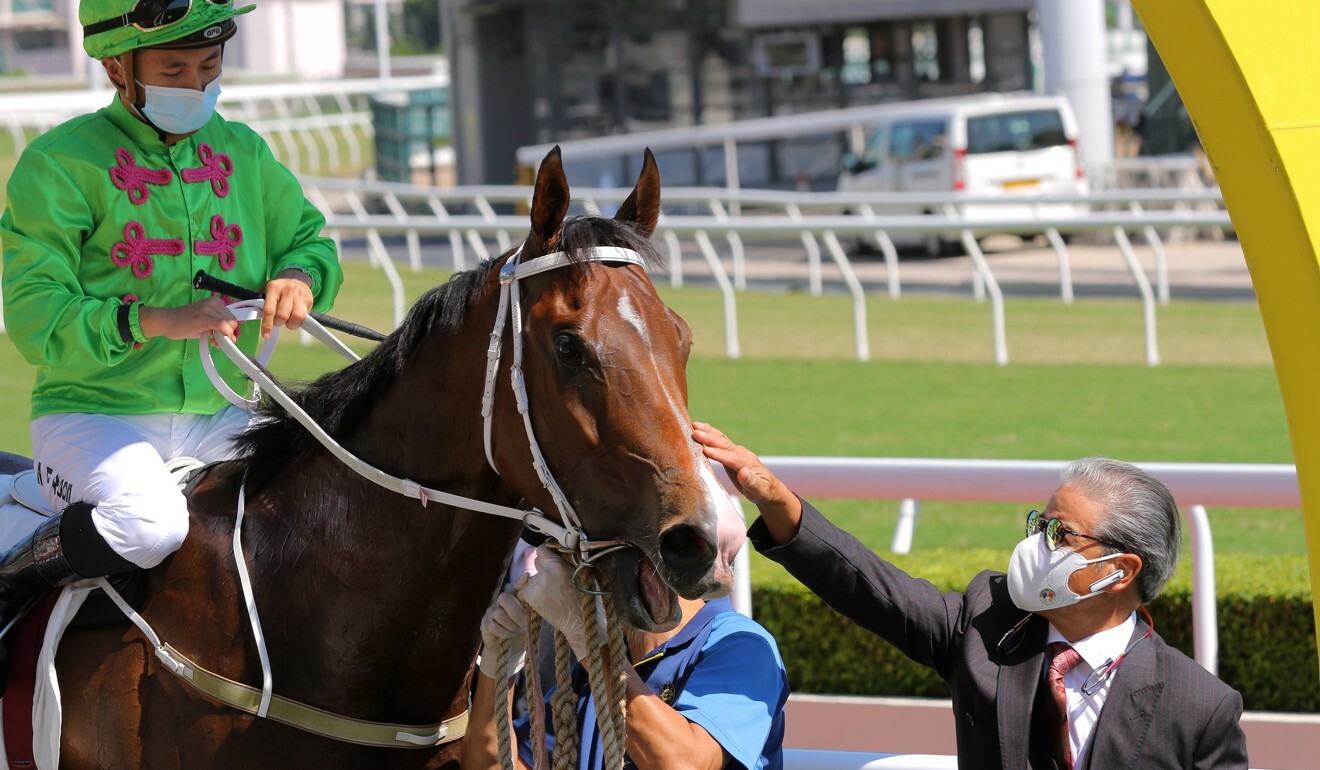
<box><xmin>1048</xmin><ymin>641</ymin><xmax>1084</xmax><ymax>769</ymax></box>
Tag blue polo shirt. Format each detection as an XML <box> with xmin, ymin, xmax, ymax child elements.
<box><xmin>517</xmin><ymin>598</ymin><xmax>788</xmax><ymax>769</ymax></box>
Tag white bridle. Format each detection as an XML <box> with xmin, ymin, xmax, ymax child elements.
<box><xmin>199</xmin><ymin>244</ymin><xmax>648</xmax><ymax>561</ymax></box>
<box><xmin>479</xmin><ymin>244</ymin><xmax>647</xmax><ymax>567</ymax></box>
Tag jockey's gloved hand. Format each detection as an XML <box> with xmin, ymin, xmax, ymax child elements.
<box><xmin>519</xmin><ymin>545</ymin><xmax>606</xmax><ymax>660</ymax></box>
<box><xmin>477</xmin><ymin>589</ymin><xmax>527</xmax><ymax>681</ymax></box>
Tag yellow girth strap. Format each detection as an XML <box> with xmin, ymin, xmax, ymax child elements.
<box><xmin>160</xmin><ymin>643</ymin><xmax>468</xmax><ymax>748</ymax></box>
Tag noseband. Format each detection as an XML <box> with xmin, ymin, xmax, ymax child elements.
<box><xmin>481</xmin><ymin>245</ymin><xmax>645</xmax><ymax>586</ymax></box>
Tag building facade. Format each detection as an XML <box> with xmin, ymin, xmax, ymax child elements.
<box><xmin>442</xmin><ymin>0</ymin><xmax>1036</xmax><ymax>185</ymax></box>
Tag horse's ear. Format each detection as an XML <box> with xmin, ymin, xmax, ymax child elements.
<box><xmin>614</xmin><ymin>148</ymin><xmax>660</xmax><ymax>239</ymax></box>
<box><xmin>527</xmin><ymin>146</ymin><xmax>571</xmax><ymax>256</ymax></box>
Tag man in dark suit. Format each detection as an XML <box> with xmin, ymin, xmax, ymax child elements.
<box><xmin>694</xmin><ymin>422</ymin><xmax>1248</xmax><ymax>770</ymax></box>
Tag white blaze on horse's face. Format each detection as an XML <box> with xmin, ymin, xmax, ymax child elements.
<box><xmin>638</xmin><ymin>307</ymin><xmax>742</xmax><ymax>599</ymax></box>
<box><xmin>699</xmin><ymin>453</ymin><xmax>746</xmax><ymax>598</ymax></box>
<box><xmin>616</xmin><ymin>294</ymin><xmax>649</xmax><ymax>346</ymax></box>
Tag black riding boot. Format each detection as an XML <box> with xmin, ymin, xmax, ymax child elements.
<box><xmin>0</xmin><ymin>502</ymin><xmax>136</xmax><ymax>691</ymax></box>
<box><xmin>0</xmin><ymin>502</ymin><xmax>136</xmax><ymax>632</ymax></box>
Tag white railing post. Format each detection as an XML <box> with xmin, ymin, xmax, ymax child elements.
<box><xmin>663</xmin><ymin>230</ymin><xmax>684</xmax><ymax>288</ymax></box>
<box><xmin>365</xmin><ymin>229</ymin><xmax>406</xmax><ymax>329</ymax></box>
<box><xmin>860</xmin><ymin>205</ymin><xmax>901</xmax><ymax>300</ymax></box>
<box><xmin>789</xmin><ymin>203</ymin><xmax>824</xmax><ymax>297</ymax></box>
<box><xmin>694</xmin><ymin>230</ymin><xmax>741</xmax><ymax>359</ymax></box>
<box><xmin>728</xmin><ymin>494</ymin><xmax>754</xmax><ymax>619</ymax></box>
<box><xmin>1186</xmin><ymin>504</ymin><xmax>1219</xmax><ymax>676</ymax></box>
<box><xmin>891</xmin><ymin>499</ymin><xmax>920</xmax><ymax>555</ymax></box>
<box><xmin>1111</xmin><ymin>226</ymin><xmax>1161</xmax><ymax>367</ymax></box>
<box><xmin>1131</xmin><ymin>201</ymin><xmax>1171</xmax><ymax>304</ymax></box>
<box><xmin>821</xmin><ymin>231</ymin><xmax>871</xmax><ymax>362</ymax></box>
<box><xmin>959</xmin><ymin>231</ymin><xmax>1008</xmax><ymax>366</ymax></box>
<box><xmin>1043</xmin><ymin>227</ymin><xmax>1074</xmax><ymax>305</ymax></box>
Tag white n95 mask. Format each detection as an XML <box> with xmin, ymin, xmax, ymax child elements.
<box><xmin>1006</xmin><ymin>532</ymin><xmax>1124</xmax><ymax>612</ymax></box>
<box><xmin>139</xmin><ymin>76</ymin><xmax>221</xmax><ymax>135</ymax></box>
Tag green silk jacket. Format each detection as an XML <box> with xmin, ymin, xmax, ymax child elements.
<box><xmin>2</xmin><ymin>96</ymin><xmax>343</xmax><ymax>419</ymax></box>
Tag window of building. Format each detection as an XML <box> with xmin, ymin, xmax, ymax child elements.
<box><xmin>871</xmin><ymin>27</ymin><xmax>892</xmax><ymax>81</ymax></box>
<box><xmin>841</xmin><ymin>27</ymin><xmax>871</xmax><ymax>84</ymax></box>
<box><xmin>911</xmin><ymin>21</ymin><xmax>940</xmax><ymax>81</ymax></box>
<box><xmin>968</xmin><ymin>18</ymin><xmax>986</xmax><ymax>84</ymax></box>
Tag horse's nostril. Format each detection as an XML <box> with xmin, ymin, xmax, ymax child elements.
<box><xmin>658</xmin><ymin>523</ymin><xmax>715</xmax><ymax>573</ymax></box>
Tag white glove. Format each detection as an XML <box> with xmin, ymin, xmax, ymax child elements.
<box><xmin>478</xmin><ymin>588</ymin><xmax>528</xmax><ymax>680</ymax></box>
<box><xmin>518</xmin><ymin>545</ymin><xmax>605</xmax><ymax>660</ymax></box>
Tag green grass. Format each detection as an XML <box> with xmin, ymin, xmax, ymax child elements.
<box><xmin>0</xmin><ymin>262</ymin><xmax>1303</xmax><ymax>571</ymax></box>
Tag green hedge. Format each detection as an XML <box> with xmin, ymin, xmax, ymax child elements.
<box><xmin>751</xmin><ymin>549</ymin><xmax>1318</xmax><ymax>712</ymax></box>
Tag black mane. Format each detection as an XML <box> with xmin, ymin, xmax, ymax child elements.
<box><xmin>234</xmin><ymin>213</ymin><xmax>665</xmax><ymax>483</ymax></box>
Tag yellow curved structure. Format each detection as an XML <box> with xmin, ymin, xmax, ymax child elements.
<box><xmin>1131</xmin><ymin>0</ymin><xmax>1320</xmax><ymax>664</ymax></box>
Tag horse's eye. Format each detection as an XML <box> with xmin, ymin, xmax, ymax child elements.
<box><xmin>554</xmin><ymin>332</ymin><xmax>586</xmax><ymax>366</ymax></box>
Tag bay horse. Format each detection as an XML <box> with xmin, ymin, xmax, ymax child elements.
<box><xmin>2</xmin><ymin>147</ymin><xmax>736</xmax><ymax>768</ymax></box>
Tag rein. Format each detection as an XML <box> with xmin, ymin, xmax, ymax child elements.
<box><xmin>98</xmin><ymin>245</ymin><xmax>651</xmax><ymax>749</ymax></box>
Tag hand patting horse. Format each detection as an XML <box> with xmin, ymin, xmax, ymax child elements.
<box><xmin>20</xmin><ymin>147</ymin><xmax>739</xmax><ymax>768</ymax></box>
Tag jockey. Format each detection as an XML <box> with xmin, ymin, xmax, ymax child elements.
<box><xmin>0</xmin><ymin>0</ymin><xmax>342</xmax><ymax>630</ymax></box>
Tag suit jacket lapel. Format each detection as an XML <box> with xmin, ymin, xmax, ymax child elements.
<box><xmin>996</xmin><ymin>615</ymin><xmax>1049</xmax><ymax>770</ymax></box>
<box><xmin>1083</xmin><ymin>621</ymin><xmax>1163</xmax><ymax>770</ymax></box>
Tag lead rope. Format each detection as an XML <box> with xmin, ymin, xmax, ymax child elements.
<box><xmin>523</xmin><ymin>607</ymin><xmax>550</xmax><ymax>770</ymax></box>
<box><xmin>493</xmin><ymin>633</ymin><xmax>517</xmax><ymax>770</ymax></box>
<box><xmin>549</xmin><ymin>626</ymin><xmax>579</xmax><ymax>770</ymax></box>
<box><xmin>600</xmin><ymin>583</ymin><xmax>631</xmax><ymax>769</ymax></box>
<box><xmin>492</xmin><ymin>579</ymin><xmax>630</xmax><ymax>770</ymax></box>
<box><xmin>580</xmin><ymin>576</ymin><xmax>629</xmax><ymax>770</ymax></box>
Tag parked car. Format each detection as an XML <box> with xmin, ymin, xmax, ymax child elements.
<box><xmin>838</xmin><ymin>92</ymin><xmax>1089</xmax><ymax>256</ymax></box>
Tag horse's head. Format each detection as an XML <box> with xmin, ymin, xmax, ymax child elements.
<box><xmin>490</xmin><ymin>147</ymin><xmax>743</xmax><ymax>631</ymax></box>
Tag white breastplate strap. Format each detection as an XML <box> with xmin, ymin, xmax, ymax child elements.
<box><xmin>95</xmin><ymin>576</ymin><xmax>468</xmax><ymax>748</ymax></box>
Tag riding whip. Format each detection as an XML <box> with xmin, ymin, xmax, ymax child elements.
<box><xmin>193</xmin><ymin>270</ymin><xmax>387</xmax><ymax>342</ymax></box>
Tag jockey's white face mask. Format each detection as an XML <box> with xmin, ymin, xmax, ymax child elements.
<box><xmin>136</xmin><ymin>75</ymin><xmax>222</xmax><ymax>135</ymax></box>
<box><xmin>114</xmin><ymin>54</ymin><xmax>222</xmax><ymax>135</ymax></box>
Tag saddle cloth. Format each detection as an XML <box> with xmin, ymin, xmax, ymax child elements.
<box><xmin>0</xmin><ymin>462</ymin><xmax>202</xmax><ymax>770</ymax></box>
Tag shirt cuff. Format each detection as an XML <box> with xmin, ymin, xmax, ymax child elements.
<box><xmin>127</xmin><ymin>301</ymin><xmax>147</xmax><ymax>345</ymax></box>
<box><xmin>281</xmin><ymin>265</ymin><xmax>319</xmax><ymax>295</ymax></box>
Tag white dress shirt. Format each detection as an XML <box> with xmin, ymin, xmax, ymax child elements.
<box><xmin>1045</xmin><ymin>611</ymin><xmax>1138</xmax><ymax>768</ymax></box>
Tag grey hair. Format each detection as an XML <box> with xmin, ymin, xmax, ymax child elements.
<box><xmin>1059</xmin><ymin>457</ymin><xmax>1182</xmax><ymax>602</ymax></box>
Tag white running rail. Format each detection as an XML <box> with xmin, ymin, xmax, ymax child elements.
<box><xmin>306</xmin><ymin>194</ymin><xmax>1233</xmax><ymax>365</ymax></box>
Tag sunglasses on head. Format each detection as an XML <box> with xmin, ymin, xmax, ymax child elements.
<box><xmin>1025</xmin><ymin>510</ymin><xmax>1128</xmax><ymax>553</ymax></box>
<box><xmin>85</xmin><ymin>0</ymin><xmax>231</xmax><ymax>37</ymax></box>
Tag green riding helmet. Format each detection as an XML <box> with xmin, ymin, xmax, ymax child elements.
<box><xmin>80</xmin><ymin>0</ymin><xmax>255</xmax><ymax>60</ymax></box>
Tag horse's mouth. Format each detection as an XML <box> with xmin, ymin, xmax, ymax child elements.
<box><xmin>637</xmin><ymin>552</ymin><xmax>680</xmax><ymax>632</ymax></box>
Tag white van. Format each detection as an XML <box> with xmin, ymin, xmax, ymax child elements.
<box><xmin>837</xmin><ymin>93</ymin><xmax>1089</xmax><ymax>256</ymax></box>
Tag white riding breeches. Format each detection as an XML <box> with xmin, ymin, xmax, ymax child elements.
<box><xmin>29</xmin><ymin>408</ymin><xmax>254</xmax><ymax>568</ymax></box>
